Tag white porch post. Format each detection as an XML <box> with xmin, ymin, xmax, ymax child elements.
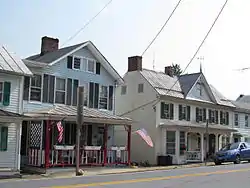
<box><xmin>215</xmin><ymin>133</ymin><xmax>219</xmax><ymax>152</ymax></box>
<box><xmin>200</xmin><ymin>132</ymin><xmax>204</xmax><ymax>162</ymax></box>
<box><xmin>175</xmin><ymin>130</ymin><xmax>180</xmax><ymax>164</ymax></box>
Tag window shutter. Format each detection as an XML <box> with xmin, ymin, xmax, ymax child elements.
<box><xmin>23</xmin><ymin>76</ymin><xmax>30</xmax><ymax>100</ymax></box>
<box><xmin>196</xmin><ymin>107</ymin><xmax>199</xmax><ymax>122</ymax></box>
<box><xmin>96</xmin><ymin>62</ymin><xmax>101</xmax><ymax>75</ymax></box>
<box><xmin>108</xmin><ymin>85</ymin><xmax>113</xmax><ymax>111</ymax></box>
<box><xmin>160</xmin><ymin>102</ymin><xmax>165</xmax><ymax>119</ymax></box>
<box><xmin>179</xmin><ymin>105</ymin><xmax>182</xmax><ymax>120</ymax></box>
<box><xmin>43</xmin><ymin>74</ymin><xmax>49</xmax><ymax>102</ymax></box>
<box><xmin>187</xmin><ymin>106</ymin><xmax>190</xmax><ymax>121</ymax></box>
<box><xmin>225</xmin><ymin>112</ymin><xmax>229</xmax><ymax>125</ymax></box>
<box><xmin>89</xmin><ymin>82</ymin><xmax>94</xmax><ymax>108</ymax></box>
<box><xmin>203</xmin><ymin>108</ymin><xmax>206</xmax><ymax>122</ymax></box>
<box><xmin>220</xmin><ymin>111</ymin><xmax>223</xmax><ymax>124</ymax></box>
<box><xmin>66</xmin><ymin>78</ymin><xmax>72</xmax><ymax>105</ymax></box>
<box><xmin>3</xmin><ymin>82</ymin><xmax>11</xmax><ymax>106</ymax></box>
<box><xmin>170</xmin><ymin>103</ymin><xmax>174</xmax><ymax>120</ymax></box>
<box><xmin>94</xmin><ymin>83</ymin><xmax>99</xmax><ymax>108</ymax></box>
<box><xmin>72</xmin><ymin>79</ymin><xmax>79</xmax><ymax>106</ymax></box>
<box><xmin>67</xmin><ymin>56</ymin><xmax>73</xmax><ymax>69</ymax></box>
<box><xmin>208</xmin><ymin>110</ymin><xmax>212</xmax><ymax>123</ymax></box>
<box><xmin>48</xmin><ymin>75</ymin><xmax>55</xmax><ymax>103</ymax></box>
<box><xmin>0</xmin><ymin>127</ymin><xmax>8</xmax><ymax>151</ymax></box>
<box><xmin>215</xmin><ymin>110</ymin><xmax>219</xmax><ymax>124</ymax></box>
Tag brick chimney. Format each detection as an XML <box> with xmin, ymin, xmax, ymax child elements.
<box><xmin>165</xmin><ymin>66</ymin><xmax>173</xmax><ymax>77</ymax></box>
<box><xmin>41</xmin><ymin>36</ymin><xmax>59</xmax><ymax>55</ymax></box>
<box><xmin>128</xmin><ymin>56</ymin><xmax>142</xmax><ymax>72</ymax></box>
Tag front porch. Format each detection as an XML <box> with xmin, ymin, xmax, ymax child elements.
<box><xmin>21</xmin><ymin>105</ymin><xmax>132</xmax><ymax>172</ymax></box>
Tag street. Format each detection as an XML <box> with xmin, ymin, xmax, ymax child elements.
<box><xmin>0</xmin><ymin>163</ymin><xmax>250</xmax><ymax>188</ymax></box>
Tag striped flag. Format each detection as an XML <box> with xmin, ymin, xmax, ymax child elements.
<box><xmin>56</xmin><ymin>121</ymin><xmax>63</xmax><ymax>143</ymax></box>
<box><xmin>135</xmin><ymin>128</ymin><xmax>153</xmax><ymax>147</ymax></box>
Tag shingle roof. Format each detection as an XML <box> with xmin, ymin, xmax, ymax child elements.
<box><xmin>236</xmin><ymin>95</ymin><xmax>250</xmax><ymax>103</ymax></box>
<box><xmin>0</xmin><ymin>109</ymin><xmax>23</xmax><ymax>118</ymax></box>
<box><xmin>26</xmin><ymin>42</ymin><xmax>86</xmax><ymax>64</ymax></box>
<box><xmin>231</xmin><ymin>100</ymin><xmax>250</xmax><ymax>113</ymax></box>
<box><xmin>0</xmin><ymin>46</ymin><xmax>32</xmax><ymax>76</ymax></box>
<box><xmin>179</xmin><ymin>73</ymin><xmax>201</xmax><ymax>96</ymax></box>
<box><xmin>210</xmin><ymin>85</ymin><xmax>235</xmax><ymax>107</ymax></box>
<box><xmin>24</xmin><ymin>105</ymin><xmax>132</xmax><ymax>125</ymax></box>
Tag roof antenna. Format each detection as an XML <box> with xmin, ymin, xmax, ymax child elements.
<box><xmin>197</xmin><ymin>56</ymin><xmax>204</xmax><ymax>73</ymax></box>
<box><xmin>152</xmin><ymin>51</ymin><xmax>155</xmax><ymax>70</ymax></box>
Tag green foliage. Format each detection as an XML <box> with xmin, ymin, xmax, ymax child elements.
<box><xmin>171</xmin><ymin>63</ymin><xmax>183</xmax><ymax>76</ymax></box>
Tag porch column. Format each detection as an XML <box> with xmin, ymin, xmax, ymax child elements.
<box><xmin>103</xmin><ymin>124</ymin><xmax>108</xmax><ymax>166</ymax></box>
<box><xmin>45</xmin><ymin>120</ymin><xmax>51</xmax><ymax>169</ymax></box>
<box><xmin>215</xmin><ymin>133</ymin><xmax>219</xmax><ymax>152</ymax></box>
<box><xmin>200</xmin><ymin>133</ymin><xmax>204</xmax><ymax>162</ymax></box>
<box><xmin>175</xmin><ymin>130</ymin><xmax>180</xmax><ymax>164</ymax></box>
<box><xmin>127</xmin><ymin>125</ymin><xmax>131</xmax><ymax>166</ymax></box>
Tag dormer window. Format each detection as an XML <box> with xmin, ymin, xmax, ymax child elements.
<box><xmin>197</xmin><ymin>82</ymin><xmax>202</xmax><ymax>96</ymax></box>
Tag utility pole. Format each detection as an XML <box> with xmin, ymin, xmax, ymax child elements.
<box><xmin>76</xmin><ymin>86</ymin><xmax>84</xmax><ymax>176</ymax></box>
<box><xmin>204</xmin><ymin>119</ymin><xmax>209</xmax><ymax>166</ymax></box>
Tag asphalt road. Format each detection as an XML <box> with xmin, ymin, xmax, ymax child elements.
<box><xmin>1</xmin><ymin>163</ymin><xmax>250</xmax><ymax>188</ymax></box>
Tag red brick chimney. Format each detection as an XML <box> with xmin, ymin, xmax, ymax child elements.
<box><xmin>128</xmin><ymin>56</ymin><xmax>142</xmax><ymax>72</ymax></box>
<box><xmin>41</xmin><ymin>36</ymin><xmax>59</xmax><ymax>55</ymax></box>
<box><xmin>165</xmin><ymin>66</ymin><xmax>173</xmax><ymax>77</ymax></box>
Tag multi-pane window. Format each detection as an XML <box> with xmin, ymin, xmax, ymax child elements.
<box><xmin>197</xmin><ymin>82</ymin><xmax>202</xmax><ymax>96</ymax></box>
<box><xmin>234</xmin><ymin>114</ymin><xmax>239</xmax><ymax>126</ymax></box>
<box><xmin>121</xmin><ymin>86</ymin><xmax>127</xmax><ymax>95</ymax></box>
<box><xmin>87</xmin><ymin>59</ymin><xmax>95</xmax><ymax>73</ymax></box>
<box><xmin>55</xmin><ymin>78</ymin><xmax>66</xmax><ymax>104</ymax></box>
<box><xmin>161</xmin><ymin>102</ymin><xmax>174</xmax><ymax>119</ymax></box>
<box><xmin>0</xmin><ymin>82</ymin><xmax>3</xmax><ymax>102</ymax></box>
<box><xmin>138</xmin><ymin>83</ymin><xmax>144</xmax><ymax>93</ymax></box>
<box><xmin>83</xmin><ymin>83</ymin><xmax>89</xmax><ymax>106</ymax></box>
<box><xmin>196</xmin><ymin>107</ymin><xmax>206</xmax><ymax>122</ymax></box>
<box><xmin>208</xmin><ymin>109</ymin><xmax>219</xmax><ymax>124</ymax></box>
<box><xmin>245</xmin><ymin>115</ymin><xmax>249</xmax><ymax>127</ymax></box>
<box><xmin>30</xmin><ymin>75</ymin><xmax>42</xmax><ymax>101</ymax></box>
<box><xmin>0</xmin><ymin>126</ymin><xmax>8</xmax><ymax>151</ymax></box>
<box><xmin>220</xmin><ymin>111</ymin><xmax>229</xmax><ymax>125</ymax></box>
<box><xmin>179</xmin><ymin>105</ymin><xmax>190</xmax><ymax>121</ymax></box>
<box><xmin>73</xmin><ymin>57</ymin><xmax>81</xmax><ymax>70</ymax></box>
<box><xmin>166</xmin><ymin>131</ymin><xmax>175</xmax><ymax>155</ymax></box>
<box><xmin>179</xmin><ymin>131</ymin><xmax>186</xmax><ymax>155</ymax></box>
<box><xmin>99</xmin><ymin>86</ymin><xmax>108</xmax><ymax>109</ymax></box>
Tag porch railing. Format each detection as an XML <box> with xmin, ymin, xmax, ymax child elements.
<box><xmin>185</xmin><ymin>151</ymin><xmax>202</xmax><ymax>162</ymax></box>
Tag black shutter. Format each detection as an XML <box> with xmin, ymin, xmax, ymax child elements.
<box><xmin>67</xmin><ymin>56</ymin><xmax>73</xmax><ymax>69</ymax></box>
<box><xmin>226</xmin><ymin>112</ymin><xmax>229</xmax><ymax>125</ymax></box>
<box><xmin>170</xmin><ymin>103</ymin><xmax>174</xmax><ymax>120</ymax></box>
<box><xmin>96</xmin><ymin>62</ymin><xmax>101</xmax><ymax>75</ymax></box>
<box><xmin>48</xmin><ymin>75</ymin><xmax>55</xmax><ymax>103</ymax></box>
<box><xmin>161</xmin><ymin>102</ymin><xmax>165</xmax><ymax>119</ymax></box>
<box><xmin>208</xmin><ymin>110</ymin><xmax>212</xmax><ymax>123</ymax></box>
<box><xmin>108</xmin><ymin>85</ymin><xmax>114</xmax><ymax>111</ymax></box>
<box><xmin>66</xmin><ymin>78</ymin><xmax>72</xmax><ymax>105</ymax></box>
<box><xmin>220</xmin><ymin>111</ymin><xmax>223</xmax><ymax>124</ymax></box>
<box><xmin>203</xmin><ymin>108</ymin><xmax>206</xmax><ymax>122</ymax></box>
<box><xmin>196</xmin><ymin>107</ymin><xmax>199</xmax><ymax>122</ymax></box>
<box><xmin>72</xmin><ymin>79</ymin><xmax>79</xmax><ymax>106</ymax></box>
<box><xmin>187</xmin><ymin>106</ymin><xmax>190</xmax><ymax>121</ymax></box>
<box><xmin>179</xmin><ymin>105</ymin><xmax>182</xmax><ymax>120</ymax></box>
<box><xmin>43</xmin><ymin>74</ymin><xmax>49</xmax><ymax>103</ymax></box>
<box><xmin>23</xmin><ymin>76</ymin><xmax>30</xmax><ymax>100</ymax></box>
<box><xmin>89</xmin><ymin>82</ymin><xmax>94</xmax><ymax>108</ymax></box>
<box><xmin>215</xmin><ymin>110</ymin><xmax>219</xmax><ymax>124</ymax></box>
<box><xmin>94</xmin><ymin>83</ymin><xmax>99</xmax><ymax>108</ymax></box>
<box><xmin>87</xmin><ymin>125</ymin><xmax>92</xmax><ymax>145</ymax></box>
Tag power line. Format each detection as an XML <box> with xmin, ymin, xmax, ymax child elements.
<box><xmin>120</xmin><ymin>0</ymin><xmax>228</xmax><ymax>117</ymax></box>
<box><xmin>141</xmin><ymin>0</ymin><xmax>183</xmax><ymax>57</ymax></box>
<box><xmin>60</xmin><ymin>0</ymin><xmax>113</xmax><ymax>48</ymax></box>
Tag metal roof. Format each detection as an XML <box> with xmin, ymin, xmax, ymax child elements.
<box><xmin>24</xmin><ymin>105</ymin><xmax>132</xmax><ymax>125</ymax></box>
<box><xmin>0</xmin><ymin>109</ymin><xmax>23</xmax><ymax>117</ymax></box>
<box><xmin>0</xmin><ymin>46</ymin><xmax>33</xmax><ymax>76</ymax></box>
<box><xmin>179</xmin><ymin>73</ymin><xmax>201</xmax><ymax>96</ymax></box>
<box><xmin>209</xmin><ymin>85</ymin><xmax>235</xmax><ymax>107</ymax></box>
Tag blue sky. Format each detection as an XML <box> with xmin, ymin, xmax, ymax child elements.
<box><xmin>1</xmin><ymin>0</ymin><xmax>250</xmax><ymax>100</ymax></box>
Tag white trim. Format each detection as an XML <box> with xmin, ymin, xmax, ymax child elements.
<box><xmin>29</xmin><ymin>74</ymin><xmax>43</xmax><ymax>102</ymax></box>
<box><xmin>55</xmin><ymin>77</ymin><xmax>66</xmax><ymax>104</ymax></box>
<box><xmin>0</xmin><ymin>82</ymin><xmax>4</xmax><ymax>103</ymax></box>
<box><xmin>99</xmin><ymin>85</ymin><xmax>108</xmax><ymax>110</ymax></box>
<box><xmin>72</xmin><ymin>55</ymin><xmax>82</xmax><ymax>70</ymax></box>
<box><xmin>19</xmin><ymin>77</ymin><xmax>24</xmax><ymax>114</ymax></box>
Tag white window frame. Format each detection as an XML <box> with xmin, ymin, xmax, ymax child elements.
<box><xmin>80</xmin><ymin>83</ymin><xmax>89</xmax><ymax>107</ymax></box>
<box><xmin>55</xmin><ymin>77</ymin><xmax>66</xmax><ymax>104</ymax></box>
<box><xmin>180</xmin><ymin>105</ymin><xmax>188</xmax><ymax>120</ymax></box>
<box><xmin>138</xmin><ymin>83</ymin><xmax>144</xmax><ymax>93</ymax></box>
<box><xmin>166</xmin><ymin>131</ymin><xmax>176</xmax><ymax>155</ymax></box>
<box><xmin>210</xmin><ymin>110</ymin><xmax>215</xmax><ymax>123</ymax></box>
<box><xmin>245</xmin><ymin>115</ymin><xmax>249</xmax><ymax>127</ymax></box>
<box><xmin>0</xmin><ymin>82</ymin><xmax>3</xmax><ymax>103</ymax></box>
<box><xmin>73</xmin><ymin>56</ymin><xmax>81</xmax><ymax>70</ymax></box>
<box><xmin>29</xmin><ymin>74</ymin><xmax>43</xmax><ymax>102</ymax></box>
<box><xmin>99</xmin><ymin>85</ymin><xmax>108</xmax><ymax>110</ymax></box>
<box><xmin>121</xmin><ymin>86</ymin><xmax>127</xmax><ymax>95</ymax></box>
<box><xmin>86</xmin><ymin>58</ymin><xmax>96</xmax><ymax>73</ymax></box>
<box><xmin>197</xmin><ymin>82</ymin><xmax>202</xmax><ymax>96</ymax></box>
<box><xmin>234</xmin><ymin>114</ymin><xmax>239</xmax><ymax>126</ymax></box>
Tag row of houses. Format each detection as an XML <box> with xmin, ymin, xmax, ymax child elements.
<box><xmin>0</xmin><ymin>36</ymin><xmax>250</xmax><ymax>174</ymax></box>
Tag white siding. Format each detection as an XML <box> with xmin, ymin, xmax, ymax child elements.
<box><xmin>233</xmin><ymin>112</ymin><xmax>250</xmax><ymax>141</ymax></box>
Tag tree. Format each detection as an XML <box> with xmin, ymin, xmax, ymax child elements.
<box><xmin>171</xmin><ymin>63</ymin><xmax>183</xmax><ymax>76</ymax></box>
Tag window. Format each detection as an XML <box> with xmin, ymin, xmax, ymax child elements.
<box><xmin>161</xmin><ymin>102</ymin><xmax>174</xmax><ymax>119</ymax></box>
<box><xmin>73</xmin><ymin>57</ymin><xmax>81</xmax><ymax>70</ymax></box>
<box><xmin>121</xmin><ymin>86</ymin><xmax>127</xmax><ymax>95</ymax></box>
<box><xmin>197</xmin><ymin>82</ymin><xmax>202</xmax><ymax>96</ymax></box>
<box><xmin>180</xmin><ymin>131</ymin><xmax>186</xmax><ymax>155</ymax></box>
<box><xmin>30</xmin><ymin>75</ymin><xmax>42</xmax><ymax>101</ymax></box>
<box><xmin>245</xmin><ymin>115</ymin><xmax>249</xmax><ymax>127</ymax></box>
<box><xmin>179</xmin><ymin>105</ymin><xmax>190</xmax><ymax>121</ymax></box>
<box><xmin>166</xmin><ymin>131</ymin><xmax>175</xmax><ymax>155</ymax></box>
<box><xmin>99</xmin><ymin>86</ymin><xmax>108</xmax><ymax>109</ymax></box>
<box><xmin>0</xmin><ymin>82</ymin><xmax>3</xmax><ymax>102</ymax></box>
<box><xmin>220</xmin><ymin>111</ymin><xmax>229</xmax><ymax>125</ymax></box>
<box><xmin>87</xmin><ymin>59</ymin><xmax>95</xmax><ymax>73</ymax></box>
<box><xmin>83</xmin><ymin>83</ymin><xmax>89</xmax><ymax>107</ymax></box>
<box><xmin>138</xmin><ymin>83</ymin><xmax>144</xmax><ymax>93</ymax></box>
<box><xmin>0</xmin><ymin>126</ymin><xmax>8</xmax><ymax>151</ymax></box>
<box><xmin>196</xmin><ymin>107</ymin><xmax>206</xmax><ymax>122</ymax></box>
<box><xmin>55</xmin><ymin>78</ymin><xmax>66</xmax><ymax>104</ymax></box>
<box><xmin>234</xmin><ymin>114</ymin><xmax>239</xmax><ymax>126</ymax></box>
<box><xmin>208</xmin><ymin>110</ymin><xmax>219</xmax><ymax>124</ymax></box>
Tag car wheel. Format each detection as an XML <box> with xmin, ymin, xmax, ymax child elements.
<box><xmin>234</xmin><ymin>155</ymin><xmax>241</xmax><ymax>164</ymax></box>
<box><xmin>215</xmin><ymin>161</ymin><xmax>221</xmax><ymax>165</ymax></box>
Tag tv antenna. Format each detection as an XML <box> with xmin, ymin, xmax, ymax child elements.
<box><xmin>197</xmin><ymin>56</ymin><xmax>204</xmax><ymax>72</ymax></box>
<box><xmin>153</xmin><ymin>52</ymin><xmax>155</xmax><ymax>70</ymax></box>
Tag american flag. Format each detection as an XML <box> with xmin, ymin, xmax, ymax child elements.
<box><xmin>135</xmin><ymin>128</ymin><xmax>153</xmax><ymax>147</ymax></box>
<box><xmin>56</xmin><ymin>121</ymin><xmax>63</xmax><ymax>143</ymax></box>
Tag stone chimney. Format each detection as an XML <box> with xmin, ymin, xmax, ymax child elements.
<box><xmin>165</xmin><ymin>66</ymin><xmax>173</xmax><ymax>77</ymax></box>
<box><xmin>41</xmin><ymin>36</ymin><xmax>59</xmax><ymax>55</ymax></box>
<box><xmin>128</xmin><ymin>56</ymin><xmax>142</xmax><ymax>72</ymax></box>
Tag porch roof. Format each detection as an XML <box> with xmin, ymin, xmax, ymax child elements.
<box><xmin>159</xmin><ymin>120</ymin><xmax>237</xmax><ymax>132</ymax></box>
<box><xmin>0</xmin><ymin>109</ymin><xmax>26</xmax><ymax>122</ymax></box>
<box><xmin>24</xmin><ymin>105</ymin><xmax>132</xmax><ymax>125</ymax></box>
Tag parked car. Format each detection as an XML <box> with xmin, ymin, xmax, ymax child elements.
<box><xmin>214</xmin><ymin>142</ymin><xmax>250</xmax><ymax>165</ymax></box>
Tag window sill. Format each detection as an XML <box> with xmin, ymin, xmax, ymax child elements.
<box><xmin>28</xmin><ymin>101</ymin><xmax>42</xmax><ymax>105</ymax></box>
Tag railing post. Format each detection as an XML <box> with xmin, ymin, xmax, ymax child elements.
<box><xmin>127</xmin><ymin>125</ymin><xmax>131</xmax><ymax>166</ymax></box>
<box><xmin>103</xmin><ymin>124</ymin><xmax>108</xmax><ymax>166</ymax></box>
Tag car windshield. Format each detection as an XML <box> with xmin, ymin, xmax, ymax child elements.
<box><xmin>221</xmin><ymin>143</ymin><xmax>239</xmax><ymax>151</ymax></box>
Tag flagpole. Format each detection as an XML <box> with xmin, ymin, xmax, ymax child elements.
<box><xmin>76</xmin><ymin>86</ymin><xmax>84</xmax><ymax>176</ymax></box>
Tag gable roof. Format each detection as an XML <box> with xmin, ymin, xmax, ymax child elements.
<box><xmin>231</xmin><ymin>100</ymin><xmax>250</xmax><ymax>113</ymax></box>
<box><xmin>236</xmin><ymin>95</ymin><xmax>250</xmax><ymax>103</ymax></box>
<box><xmin>179</xmin><ymin>73</ymin><xmax>201</xmax><ymax>96</ymax></box>
<box><xmin>210</xmin><ymin>85</ymin><xmax>235</xmax><ymax>107</ymax></box>
<box><xmin>25</xmin><ymin>41</ymin><xmax>123</xmax><ymax>84</ymax></box>
<box><xmin>0</xmin><ymin>46</ymin><xmax>32</xmax><ymax>76</ymax></box>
